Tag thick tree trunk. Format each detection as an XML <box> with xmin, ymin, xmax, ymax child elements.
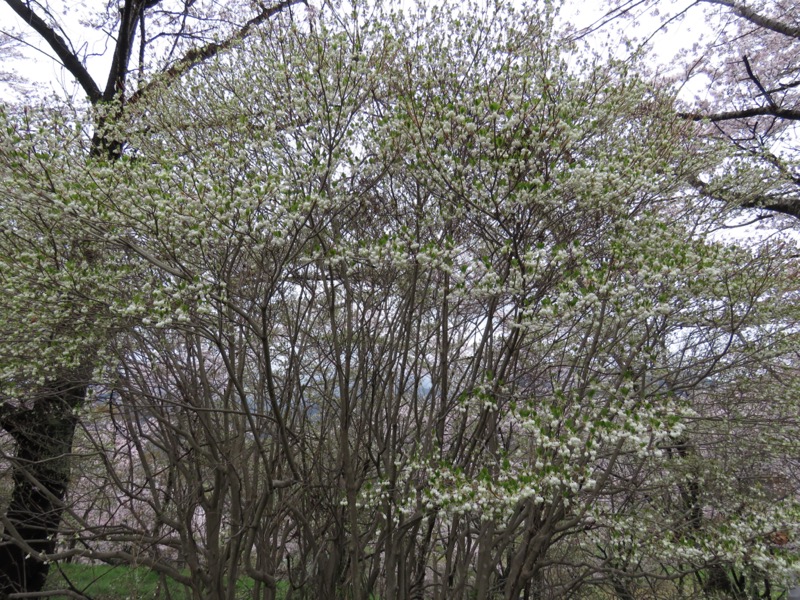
<box><xmin>0</xmin><ymin>378</ymin><xmax>86</xmax><ymax>596</ymax></box>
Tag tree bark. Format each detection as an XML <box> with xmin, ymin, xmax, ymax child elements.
<box><xmin>0</xmin><ymin>377</ymin><xmax>87</xmax><ymax>596</ymax></box>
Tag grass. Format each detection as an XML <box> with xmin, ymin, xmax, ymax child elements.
<box><xmin>44</xmin><ymin>563</ymin><xmax>289</xmax><ymax>600</ymax></box>
<box><xmin>44</xmin><ymin>562</ymin><xmax>188</xmax><ymax>599</ymax></box>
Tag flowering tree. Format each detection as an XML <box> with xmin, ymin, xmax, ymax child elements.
<box><xmin>0</xmin><ymin>0</ymin><xmax>300</xmax><ymax>594</ymax></box>
<box><xmin>596</xmin><ymin>0</ymin><xmax>800</xmax><ymax>218</ymax></box>
<box><xmin>2</xmin><ymin>1</ymin><xmax>800</xmax><ymax>599</ymax></box>
<box><xmin>5</xmin><ymin>1</ymin><xmax>799</xmax><ymax>598</ymax></box>
<box><xmin>588</xmin><ymin>4</ymin><xmax>800</xmax><ymax>592</ymax></box>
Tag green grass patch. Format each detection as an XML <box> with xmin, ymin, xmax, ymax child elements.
<box><xmin>44</xmin><ymin>562</ymin><xmax>286</xmax><ymax>600</ymax></box>
<box><xmin>44</xmin><ymin>562</ymin><xmax>188</xmax><ymax>600</ymax></box>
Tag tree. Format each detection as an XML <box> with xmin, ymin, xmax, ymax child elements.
<box><xmin>583</xmin><ymin>3</ymin><xmax>800</xmax><ymax>589</ymax></box>
<box><xmin>3</xmin><ymin>2</ymin><xmax>798</xmax><ymax>599</ymax></box>
<box><xmin>0</xmin><ymin>0</ymin><xmax>301</xmax><ymax>595</ymax></box>
<box><xmin>593</xmin><ymin>0</ymin><xmax>800</xmax><ymax>219</ymax></box>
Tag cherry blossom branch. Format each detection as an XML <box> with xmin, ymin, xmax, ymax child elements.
<box><xmin>679</xmin><ymin>106</ymin><xmax>800</xmax><ymax>122</ymax></box>
<box><xmin>700</xmin><ymin>0</ymin><xmax>800</xmax><ymax>39</ymax></box>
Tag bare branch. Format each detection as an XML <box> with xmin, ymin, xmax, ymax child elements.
<box><xmin>742</xmin><ymin>54</ymin><xmax>777</xmax><ymax>108</ymax></box>
<box><xmin>128</xmin><ymin>0</ymin><xmax>306</xmax><ymax>106</ymax></box>
<box><xmin>679</xmin><ymin>106</ymin><xmax>800</xmax><ymax>122</ymax></box>
<box><xmin>3</xmin><ymin>0</ymin><xmax>101</xmax><ymax>102</ymax></box>
<box><xmin>102</xmin><ymin>0</ymin><xmax>146</xmax><ymax>101</ymax></box>
<box><xmin>689</xmin><ymin>173</ymin><xmax>800</xmax><ymax>219</ymax></box>
<box><xmin>570</xmin><ymin>0</ymin><xmax>653</xmax><ymax>41</ymax></box>
<box><xmin>700</xmin><ymin>0</ymin><xmax>800</xmax><ymax>38</ymax></box>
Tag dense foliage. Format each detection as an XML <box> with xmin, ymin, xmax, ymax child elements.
<box><xmin>1</xmin><ymin>1</ymin><xmax>800</xmax><ymax>598</ymax></box>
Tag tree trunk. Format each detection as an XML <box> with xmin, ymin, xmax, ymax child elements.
<box><xmin>0</xmin><ymin>378</ymin><xmax>86</xmax><ymax>596</ymax></box>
